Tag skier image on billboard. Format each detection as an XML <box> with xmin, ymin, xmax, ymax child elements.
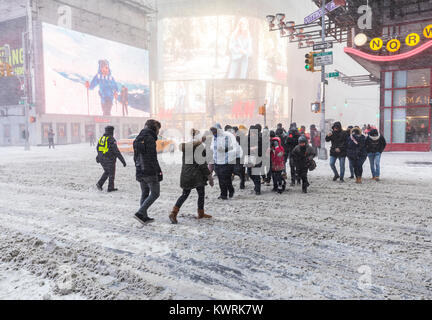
<box><xmin>85</xmin><ymin>60</ymin><xmax>119</xmax><ymax>116</ymax></box>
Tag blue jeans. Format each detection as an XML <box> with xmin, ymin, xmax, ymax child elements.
<box><xmin>368</xmin><ymin>152</ymin><xmax>382</xmax><ymax>178</ymax></box>
<box><xmin>138</xmin><ymin>176</ymin><xmax>160</xmax><ymax>217</ymax></box>
<box><xmin>348</xmin><ymin>158</ymin><xmax>355</xmax><ymax>177</ymax></box>
<box><xmin>330</xmin><ymin>156</ymin><xmax>346</xmax><ymax>179</ymax></box>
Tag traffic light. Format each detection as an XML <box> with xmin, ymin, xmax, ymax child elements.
<box><xmin>258</xmin><ymin>104</ymin><xmax>266</xmax><ymax>116</ymax></box>
<box><xmin>30</xmin><ymin>116</ymin><xmax>37</xmax><ymax>123</ymax></box>
<box><xmin>305</xmin><ymin>52</ymin><xmax>315</xmax><ymax>72</ymax></box>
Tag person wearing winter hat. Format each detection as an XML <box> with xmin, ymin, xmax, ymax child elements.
<box><xmin>169</xmin><ymin>129</ymin><xmax>214</xmax><ymax>224</ymax></box>
<box><xmin>210</xmin><ymin>123</ymin><xmax>236</xmax><ymax>200</ymax></box>
<box><xmin>346</xmin><ymin>127</ymin><xmax>367</xmax><ymax>184</ymax></box>
<box><xmin>366</xmin><ymin>128</ymin><xmax>387</xmax><ymax>181</ymax></box>
<box><xmin>85</xmin><ymin>60</ymin><xmax>119</xmax><ymax>116</ymax></box>
<box><xmin>96</xmin><ymin>126</ymin><xmax>126</xmax><ymax>192</ymax></box>
<box><xmin>326</xmin><ymin>121</ymin><xmax>349</xmax><ymax>182</ymax></box>
<box><xmin>291</xmin><ymin>135</ymin><xmax>316</xmax><ymax>193</ymax></box>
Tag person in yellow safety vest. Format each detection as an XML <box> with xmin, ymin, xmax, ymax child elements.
<box><xmin>96</xmin><ymin>126</ymin><xmax>126</xmax><ymax>192</ymax></box>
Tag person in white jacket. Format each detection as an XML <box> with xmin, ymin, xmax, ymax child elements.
<box><xmin>210</xmin><ymin>124</ymin><xmax>237</xmax><ymax>200</ymax></box>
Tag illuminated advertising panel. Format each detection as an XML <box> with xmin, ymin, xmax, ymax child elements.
<box><xmin>160</xmin><ymin>16</ymin><xmax>288</xmax><ymax>84</ymax></box>
<box><xmin>0</xmin><ymin>17</ymin><xmax>26</xmax><ymax>106</ymax></box>
<box><xmin>42</xmin><ymin>23</ymin><xmax>150</xmax><ymax>117</ymax></box>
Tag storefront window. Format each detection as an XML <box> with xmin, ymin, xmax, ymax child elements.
<box><xmin>406</xmin><ymin>108</ymin><xmax>429</xmax><ymax>143</ymax></box>
<box><xmin>406</xmin><ymin>69</ymin><xmax>430</xmax><ymax>88</ymax></box>
<box><xmin>384</xmin><ymin>72</ymin><xmax>392</xmax><ymax>89</ymax></box>
<box><xmin>383</xmin><ymin>108</ymin><xmax>391</xmax><ymax>142</ymax></box>
<box><xmin>384</xmin><ymin>90</ymin><xmax>392</xmax><ymax>107</ymax></box>
<box><xmin>394</xmin><ymin>88</ymin><xmax>430</xmax><ymax>106</ymax></box>
<box><xmin>392</xmin><ymin>108</ymin><xmax>429</xmax><ymax>144</ymax></box>
<box><xmin>392</xmin><ymin>108</ymin><xmax>406</xmax><ymax>143</ymax></box>
<box><xmin>393</xmin><ymin>90</ymin><xmax>406</xmax><ymax>107</ymax></box>
<box><xmin>394</xmin><ymin>71</ymin><xmax>407</xmax><ymax>88</ymax></box>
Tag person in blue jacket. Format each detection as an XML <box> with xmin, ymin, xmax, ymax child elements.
<box><xmin>347</xmin><ymin>127</ymin><xmax>368</xmax><ymax>184</ymax></box>
<box><xmin>85</xmin><ymin>60</ymin><xmax>118</xmax><ymax>116</ymax></box>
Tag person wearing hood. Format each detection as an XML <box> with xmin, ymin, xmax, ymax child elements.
<box><xmin>210</xmin><ymin>123</ymin><xmax>236</xmax><ymax>200</ymax></box>
<box><xmin>285</xmin><ymin>126</ymin><xmax>301</xmax><ymax>186</ymax></box>
<box><xmin>96</xmin><ymin>126</ymin><xmax>126</xmax><ymax>192</ymax></box>
<box><xmin>270</xmin><ymin>131</ymin><xmax>286</xmax><ymax>193</ymax></box>
<box><xmin>326</xmin><ymin>121</ymin><xmax>349</xmax><ymax>182</ymax></box>
<box><xmin>85</xmin><ymin>60</ymin><xmax>119</xmax><ymax>116</ymax></box>
<box><xmin>291</xmin><ymin>135</ymin><xmax>316</xmax><ymax>193</ymax></box>
<box><xmin>366</xmin><ymin>129</ymin><xmax>387</xmax><ymax>181</ymax></box>
<box><xmin>133</xmin><ymin>120</ymin><xmax>163</xmax><ymax>225</ymax></box>
<box><xmin>347</xmin><ymin>127</ymin><xmax>368</xmax><ymax>184</ymax></box>
<box><xmin>275</xmin><ymin>123</ymin><xmax>286</xmax><ymax>139</ymax></box>
<box><xmin>169</xmin><ymin>129</ymin><xmax>213</xmax><ymax>224</ymax></box>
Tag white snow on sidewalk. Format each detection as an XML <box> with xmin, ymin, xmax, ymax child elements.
<box><xmin>0</xmin><ymin>144</ymin><xmax>431</xmax><ymax>300</ymax></box>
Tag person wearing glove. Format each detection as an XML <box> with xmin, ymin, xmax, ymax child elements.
<box><xmin>169</xmin><ymin>129</ymin><xmax>214</xmax><ymax>225</ymax></box>
<box><xmin>95</xmin><ymin>126</ymin><xmax>126</xmax><ymax>193</ymax></box>
<box><xmin>133</xmin><ymin>120</ymin><xmax>163</xmax><ymax>225</ymax></box>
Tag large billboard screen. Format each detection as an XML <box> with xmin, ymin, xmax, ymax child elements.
<box><xmin>42</xmin><ymin>23</ymin><xmax>150</xmax><ymax>117</ymax></box>
<box><xmin>0</xmin><ymin>17</ymin><xmax>26</xmax><ymax>106</ymax></box>
<box><xmin>160</xmin><ymin>16</ymin><xmax>288</xmax><ymax>84</ymax></box>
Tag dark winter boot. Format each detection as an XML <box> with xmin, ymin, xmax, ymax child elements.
<box><xmin>333</xmin><ymin>175</ymin><xmax>340</xmax><ymax>181</ymax></box>
<box><xmin>107</xmin><ymin>188</ymin><xmax>118</xmax><ymax>193</ymax></box>
<box><xmin>197</xmin><ymin>209</ymin><xmax>212</xmax><ymax>220</ymax></box>
<box><xmin>302</xmin><ymin>185</ymin><xmax>308</xmax><ymax>193</ymax></box>
<box><xmin>134</xmin><ymin>213</ymin><xmax>154</xmax><ymax>226</ymax></box>
<box><xmin>169</xmin><ymin>206</ymin><xmax>180</xmax><ymax>225</ymax></box>
<box><xmin>96</xmin><ymin>183</ymin><xmax>103</xmax><ymax>191</ymax></box>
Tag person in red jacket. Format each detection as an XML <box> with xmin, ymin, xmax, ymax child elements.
<box><xmin>270</xmin><ymin>131</ymin><xmax>286</xmax><ymax>194</ymax></box>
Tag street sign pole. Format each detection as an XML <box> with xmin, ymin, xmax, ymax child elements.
<box><xmin>319</xmin><ymin>0</ymin><xmax>328</xmax><ymax>160</ymax></box>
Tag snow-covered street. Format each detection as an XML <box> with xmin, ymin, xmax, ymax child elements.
<box><xmin>0</xmin><ymin>144</ymin><xmax>431</xmax><ymax>300</ymax></box>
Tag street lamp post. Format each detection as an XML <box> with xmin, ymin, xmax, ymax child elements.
<box><xmin>319</xmin><ymin>0</ymin><xmax>328</xmax><ymax>160</ymax></box>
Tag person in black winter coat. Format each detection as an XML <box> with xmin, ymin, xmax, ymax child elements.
<box><xmin>169</xmin><ymin>129</ymin><xmax>214</xmax><ymax>224</ymax></box>
<box><xmin>325</xmin><ymin>121</ymin><xmax>349</xmax><ymax>182</ymax></box>
<box><xmin>96</xmin><ymin>126</ymin><xmax>126</xmax><ymax>192</ymax></box>
<box><xmin>366</xmin><ymin>129</ymin><xmax>387</xmax><ymax>181</ymax></box>
<box><xmin>291</xmin><ymin>135</ymin><xmax>316</xmax><ymax>193</ymax></box>
<box><xmin>133</xmin><ymin>120</ymin><xmax>163</xmax><ymax>225</ymax></box>
<box><xmin>285</xmin><ymin>127</ymin><xmax>301</xmax><ymax>186</ymax></box>
<box><xmin>347</xmin><ymin>127</ymin><xmax>368</xmax><ymax>183</ymax></box>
